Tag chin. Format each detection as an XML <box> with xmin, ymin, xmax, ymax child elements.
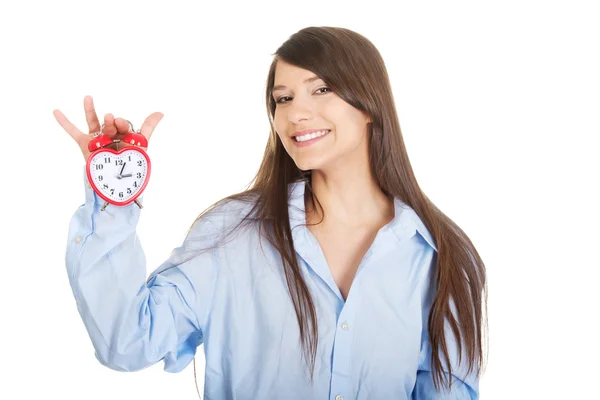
<box><xmin>293</xmin><ymin>157</ymin><xmax>326</xmax><ymax>173</ymax></box>
<box><xmin>289</xmin><ymin>145</ymin><xmax>338</xmax><ymax>172</ymax></box>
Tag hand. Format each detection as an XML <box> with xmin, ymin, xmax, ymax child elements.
<box><xmin>53</xmin><ymin>95</ymin><xmax>164</xmax><ymax>161</ymax></box>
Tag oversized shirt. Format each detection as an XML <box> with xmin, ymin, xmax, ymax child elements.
<box><xmin>65</xmin><ymin>168</ymin><xmax>479</xmax><ymax>399</ymax></box>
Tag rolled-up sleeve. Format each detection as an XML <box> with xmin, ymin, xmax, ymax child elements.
<box><xmin>65</xmin><ymin>167</ymin><xmax>218</xmax><ymax>373</ymax></box>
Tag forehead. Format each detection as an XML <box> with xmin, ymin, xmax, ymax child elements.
<box><xmin>272</xmin><ymin>61</ymin><xmax>323</xmax><ymax>92</ymax></box>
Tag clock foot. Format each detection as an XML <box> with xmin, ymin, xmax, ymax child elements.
<box><xmin>101</xmin><ymin>202</ymin><xmax>109</xmax><ymax>211</ymax></box>
<box><xmin>134</xmin><ymin>199</ymin><xmax>143</xmax><ymax>209</ymax></box>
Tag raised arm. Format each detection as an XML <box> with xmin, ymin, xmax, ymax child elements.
<box><xmin>65</xmin><ymin>172</ymin><xmax>218</xmax><ymax>372</ymax></box>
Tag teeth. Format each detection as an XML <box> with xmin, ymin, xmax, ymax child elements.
<box><xmin>294</xmin><ymin>130</ymin><xmax>330</xmax><ymax>142</ymax></box>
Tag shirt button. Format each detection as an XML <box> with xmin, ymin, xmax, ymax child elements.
<box><xmin>335</xmin><ymin>395</ymin><xmax>343</xmax><ymax>400</ymax></box>
<box><xmin>341</xmin><ymin>321</ymin><xmax>349</xmax><ymax>330</ymax></box>
<box><xmin>75</xmin><ymin>236</ymin><xmax>82</xmax><ymax>244</ymax></box>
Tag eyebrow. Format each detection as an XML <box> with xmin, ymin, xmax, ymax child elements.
<box><xmin>271</xmin><ymin>76</ymin><xmax>323</xmax><ymax>94</ymax></box>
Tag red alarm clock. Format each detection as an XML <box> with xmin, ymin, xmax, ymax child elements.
<box><xmin>85</xmin><ymin>121</ymin><xmax>151</xmax><ymax>211</ymax></box>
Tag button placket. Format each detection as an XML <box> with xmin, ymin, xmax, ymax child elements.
<box><xmin>330</xmin><ymin>297</ymin><xmax>357</xmax><ymax>400</ymax></box>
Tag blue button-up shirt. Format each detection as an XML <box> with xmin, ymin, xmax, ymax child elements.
<box><xmin>66</xmin><ymin>168</ymin><xmax>479</xmax><ymax>399</ymax></box>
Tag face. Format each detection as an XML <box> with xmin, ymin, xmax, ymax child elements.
<box><xmin>272</xmin><ymin>60</ymin><xmax>372</xmax><ymax>172</ymax></box>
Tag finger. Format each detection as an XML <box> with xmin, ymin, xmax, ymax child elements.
<box><xmin>84</xmin><ymin>95</ymin><xmax>101</xmax><ymax>134</ymax></box>
<box><xmin>139</xmin><ymin>112</ymin><xmax>164</xmax><ymax>142</ymax></box>
<box><xmin>53</xmin><ymin>109</ymin><xmax>87</xmax><ymax>146</ymax></box>
<box><xmin>103</xmin><ymin>113</ymin><xmax>118</xmax><ymax>137</ymax></box>
<box><xmin>114</xmin><ymin>117</ymin><xmax>131</xmax><ymax>135</ymax></box>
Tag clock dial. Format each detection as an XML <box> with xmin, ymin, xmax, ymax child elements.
<box><xmin>88</xmin><ymin>149</ymin><xmax>149</xmax><ymax>203</ymax></box>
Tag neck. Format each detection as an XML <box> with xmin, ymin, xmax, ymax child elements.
<box><xmin>305</xmin><ymin>167</ymin><xmax>394</xmax><ymax>230</ymax></box>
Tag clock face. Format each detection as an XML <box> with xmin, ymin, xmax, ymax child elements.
<box><xmin>87</xmin><ymin>148</ymin><xmax>150</xmax><ymax>205</ymax></box>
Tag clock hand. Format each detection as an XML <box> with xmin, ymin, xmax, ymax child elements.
<box><xmin>119</xmin><ymin>162</ymin><xmax>126</xmax><ymax>176</ymax></box>
<box><xmin>120</xmin><ymin>174</ymin><xmax>133</xmax><ymax>178</ymax></box>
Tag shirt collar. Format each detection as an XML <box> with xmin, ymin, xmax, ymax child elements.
<box><xmin>287</xmin><ymin>179</ymin><xmax>437</xmax><ymax>252</ymax></box>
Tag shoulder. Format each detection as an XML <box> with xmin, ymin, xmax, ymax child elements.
<box><xmin>412</xmin><ymin>214</ymin><xmax>438</xmax><ymax>253</ymax></box>
<box><xmin>187</xmin><ymin>194</ymin><xmax>259</xmax><ymax>243</ymax></box>
<box><xmin>395</xmin><ymin>200</ymin><xmax>438</xmax><ymax>253</ymax></box>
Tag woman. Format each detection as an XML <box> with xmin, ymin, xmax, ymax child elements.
<box><xmin>55</xmin><ymin>26</ymin><xmax>487</xmax><ymax>399</ymax></box>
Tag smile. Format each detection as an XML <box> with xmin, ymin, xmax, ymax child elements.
<box><xmin>294</xmin><ymin>130</ymin><xmax>330</xmax><ymax>142</ymax></box>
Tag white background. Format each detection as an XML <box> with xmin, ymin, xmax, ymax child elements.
<box><xmin>0</xmin><ymin>0</ymin><xmax>598</xmax><ymax>399</ymax></box>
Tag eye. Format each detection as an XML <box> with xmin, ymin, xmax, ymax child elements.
<box><xmin>315</xmin><ymin>86</ymin><xmax>331</xmax><ymax>95</ymax></box>
<box><xmin>275</xmin><ymin>96</ymin><xmax>292</xmax><ymax>104</ymax></box>
<box><xmin>275</xmin><ymin>86</ymin><xmax>332</xmax><ymax>104</ymax></box>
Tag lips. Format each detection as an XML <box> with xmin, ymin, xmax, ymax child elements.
<box><xmin>291</xmin><ymin>128</ymin><xmax>331</xmax><ymax>138</ymax></box>
<box><xmin>293</xmin><ymin>129</ymin><xmax>331</xmax><ymax>142</ymax></box>
<box><xmin>292</xmin><ymin>129</ymin><xmax>331</xmax><ymax>147</ymax></box>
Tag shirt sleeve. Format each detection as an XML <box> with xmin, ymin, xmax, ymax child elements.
<box><xmin>65</xmin><ymin>167</ymin><xmax>219</xmax><ymax>373</ymax></box>
<box><xmin>412</xmin><ymin>248</ymin><xmax>480</xmax><ymax>399</ymax></box>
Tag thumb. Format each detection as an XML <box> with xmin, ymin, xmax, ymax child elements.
<box><xmin>53</xmin><ymin>109</ymin><xmax>89</xmax><ymax>155</ymax></box>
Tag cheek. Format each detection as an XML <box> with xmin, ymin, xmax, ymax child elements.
<box><xmin>273</xmin><ymin>111</ymin><xmax>285</xmax><ymax>136</ymax></box>
<box><xmin>342</xmin><ymin>107</ymin><xmax>369</xmax><ymax>134</ymax></box>
<box><xmin>273</xmin><ymin>123</ymin><xmax>292</xmax><ymax>153</ymax></box>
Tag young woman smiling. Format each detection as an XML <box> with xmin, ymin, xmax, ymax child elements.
<box><xmin>57</xmin><ymin>26</ymin><xmax>487</xmax><ymax>400</ymax></box>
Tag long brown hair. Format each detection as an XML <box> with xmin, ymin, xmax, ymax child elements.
<box><xmin>178</xmin><ymin>26</ymin><xmax>487</xmax><ymax>393</ymax></box>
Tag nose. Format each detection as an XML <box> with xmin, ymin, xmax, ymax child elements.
<box><xmin>287</xmin><ymin>94</ymin><xmax>315</xmax><ymax>124</ymax></box>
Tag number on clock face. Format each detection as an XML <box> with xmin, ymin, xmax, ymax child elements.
<box><xmin>88</xmin><ymin>149</ymin><xmax>148</xmax><ymax>202</ymax></box>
